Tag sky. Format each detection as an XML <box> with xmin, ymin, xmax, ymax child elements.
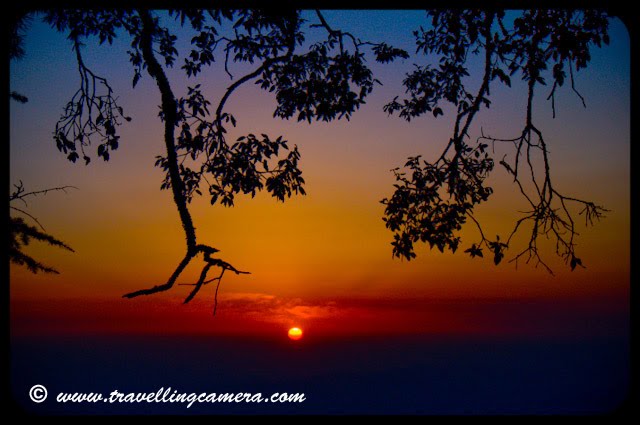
<box><xmin>9</xmin><ymin>10</ymin><xmax>630</xmax><ymax>341</ymax></box>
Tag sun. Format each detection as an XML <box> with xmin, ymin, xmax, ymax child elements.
<box><xmin>288</xmin><ymin>327</ymin><xmax>303</xmax><ymax>341</ymax></box>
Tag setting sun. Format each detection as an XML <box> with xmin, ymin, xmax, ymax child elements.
<box><xmin>288</xmin><ymin>327</ymin><xmax>303</xmax><ymax>340</ymax></box>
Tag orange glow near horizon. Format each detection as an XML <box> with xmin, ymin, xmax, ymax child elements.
<box><xmin>8</xmin><ymin>13</ymin><xmax>630</xmax><ymax>342</ymax></box>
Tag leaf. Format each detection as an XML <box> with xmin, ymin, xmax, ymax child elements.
<box><xmin>464</xmin><ymin>245</ymin><xmax>483</xmax><ymax>258</ymax></box>
<box><xmin>570</xmin><ymin>256</ymin><xmax>582</xmax><ymax>271</ymax></box>
<box><xmin>133</xmin><ymin>72</ymin><xmax>141</xmax><ymax>88</ymax></box>
<box><xmin>104</xmin><ymin>121</ymin><xmax>115</xmax><ymax>136</ymax></box>
<box><xmin>494</xmin><ymin>251</ymin><xmax>503</xmax><ymax>265</ymax></box>
<box><xmin>492</xmin><ymin>68</ymin><xmax>511</xmax><ymax>87</ymax></box>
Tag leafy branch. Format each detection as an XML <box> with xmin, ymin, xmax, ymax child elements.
<box><xmin>121</xmin><ymin>11</ymin><xmax>308</xmax><ymax>312</ymax></box>
<box><xmin>53</xmin><ymin>36</ymin><xmax>130</xmax><ymax>165</ymax></box>
<box><xmin>9</xmin><ymin>181</ymin><xmax>76</xmax><ymax>274</ymax></box>
<box><xmin>43</xmin><ymin>10</ymin><xmax>409</xmax><ymax>311</ymax></box>
<box><xmin>383</xmin><ymin>9</ymin><xmax>609</xmax><ymax>273</ymax></box>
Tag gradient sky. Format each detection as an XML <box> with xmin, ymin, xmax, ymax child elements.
<box><xmin>9</xmin><ymin>11</ymin><xmax>630</xmax><ymax>340</ymax></box>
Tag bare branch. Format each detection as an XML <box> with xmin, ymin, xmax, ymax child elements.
<box><xmin>569</xmin><ymin>61</ymin><xmax>587</xmax><ymax>108</ymax></box>
<box><xmin>10</xmin><ymin>182</ymin><xmax>78</xmax><ymax>204</ymax></box>
<box><xmin>123</xmin><ymin>251</ymin><xmax>195</xmax><ymax>298</ymax></box>
<box><xmin>213</xmin><ymin>268</ymin><xmax>225</xmax><ymax>316</ymax></box>
<box><xmin>183</xmin><ymin>262</ymin><xmax>212</xmax><ymax>304</ymax></box>
<box><xmin>10</xmin><ymin>206</ymin><xmax>47</xmax><ymax>231</ymax></box>
<box><xmin>215</xmin><ymin>52</ymin><xmax>294</xmax><ymax>124</ymax></box>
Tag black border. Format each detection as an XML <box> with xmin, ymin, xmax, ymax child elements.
<box><xmin>4</xmin><ymin>1</ymin><xmax>637</xmax><ymax>419</ymax></box>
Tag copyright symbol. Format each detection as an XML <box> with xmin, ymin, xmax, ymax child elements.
<box><xmin>29</xmin><ymin>385</ymin><xmax>47</xmax><ymax>403</ymax></box>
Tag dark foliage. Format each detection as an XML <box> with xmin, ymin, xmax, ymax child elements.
<box><xmin>42</xmin><ymin>10</ymin><xmax>406</xmax><ymax>310</ymax></box>
<box><xmin>382</xmin><ymin>10</ymin><xmax>609</xmax><ymax>273</ymax></box>
<box><xmin>9</xmin><ymin>182</ymin><xmax>76</xmax><ymax>274</ymax></box>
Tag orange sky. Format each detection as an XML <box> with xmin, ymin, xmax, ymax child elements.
<box><xmin>9</xmin><ymin>12</ymin><xmax>630</xmax><ymax>340</ymax></box>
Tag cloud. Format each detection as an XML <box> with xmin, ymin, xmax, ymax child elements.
<box><xmin>218</xmin><ymin>292</ymin><xmax>340</xmax><ymax>324</ymax></box>
<box><xmin>285</xmin><ymin>304</ymin><xmax>338</xmax><ymax>320</ymax></box>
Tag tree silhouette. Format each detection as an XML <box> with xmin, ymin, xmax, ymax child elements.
<box><xmin>9</xmin><ymin>11</ymin><xmax>30</xmax><ymax>104</ymax></box>
<box><xmin>382</xmin><ymin>10</ymin><xmax>610</xmax><ymax>273</ymax></box>
<box><xmin>41</xmin><ymin>10</ymin><xmax>407</xmax><ymax>312</ymax></box>
<box><xmin>9</xmin><ymin>12</ymin><xmax>76</xmax><ymax>274</ymax></box>
<box><xmin>9</xmin><ymin>182</ymin><xmax>76</xmax><ymax>274</ymax></box>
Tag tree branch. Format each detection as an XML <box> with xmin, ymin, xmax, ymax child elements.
<box><xmin>215</xmin><ymin>51</ymin><xmax>294</xmax><ymax>124</ymax></box>
<box><xmin>123</xmin><ymin>251</ymin><xmax>195</xmax><ymax>298</ymax></box>
<box><xmin>138</xmin><ymin>10</ymin><xmax>197</xmax><ymax>251</ymax></box>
